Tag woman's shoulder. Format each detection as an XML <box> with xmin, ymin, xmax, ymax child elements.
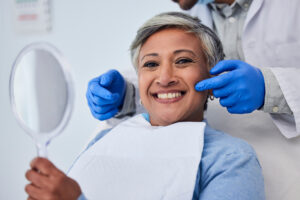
<box><xmin>196</xmin><ymin>124</ymin><xmax>265</xmax><ymax>200</ymax></box>
<box><xmin>203</xmin><ymin>124</ymin><xmax>257</xmax><ymax>157</ymax></box>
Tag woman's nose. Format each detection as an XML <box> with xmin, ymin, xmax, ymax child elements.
<box><xmin>155</xmin><ymin>65</ymin><xmax>178</xmax><ymax>87</ymax></box>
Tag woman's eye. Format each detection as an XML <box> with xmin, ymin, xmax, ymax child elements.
<box><xmin>176</xmin><ymin>58</ymin><xmax>193</xmax><ymax>64</ymax></box>
<box><xmin>143</xmin><ymin>62</ymin><xmax>159</xmax><ymax>68</ymax></box>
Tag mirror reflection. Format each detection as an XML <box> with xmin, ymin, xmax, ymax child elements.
<box><xmin>13</xmin><ymin>49</ymin><xmax>68</xmax><ymax>133</ymax></box>
<box><xmin>10</xmin><ymin>42</ymin><xmax>74</xmax><ymax>157</ymax></box>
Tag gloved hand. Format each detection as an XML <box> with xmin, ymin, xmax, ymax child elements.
<box><xmin>86</xmin><ymin>69</ymin><xmax>126</xmax><ymax>120</ymax></box>
<box><xmin>195</xmin><ymin>60</ymin><xmax>265</xmax><ymax>114</ymax></box>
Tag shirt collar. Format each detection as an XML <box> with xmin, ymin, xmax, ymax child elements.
<box><xmin>208</xmin><ymin>0</ymin><xmax>252</xmax><ymax>18</ymax></box>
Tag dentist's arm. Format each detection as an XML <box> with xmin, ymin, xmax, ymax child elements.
<box><xmin>25</xmin><ymin>157</ymin><xmax>82</xmax><ymax>200</ymax></box>
<box><xmin>195</xmin><ymin>60</ymin><xmax>266</xmax><ymax>114</ymax></box>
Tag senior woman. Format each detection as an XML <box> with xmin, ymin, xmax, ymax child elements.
<box><xmin>25</xmin><ymin>12</ymin><xmax>265</xmax><ymax>200</ymax></box>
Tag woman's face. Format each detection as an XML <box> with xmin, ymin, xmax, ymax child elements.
<box><xmin>138</xmin><ymin>28</ymin><xmax>209</xmax><ymax>126</ymax></box>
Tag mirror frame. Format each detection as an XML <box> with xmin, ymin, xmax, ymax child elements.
<box><xmin>9</xmin><ymin>42</ymin><xmax>75</xmax><ymax>143</ymax></box>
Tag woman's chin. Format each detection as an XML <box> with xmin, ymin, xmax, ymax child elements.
<box><xmin>149</xmin><ymin>114</ymin><xmax>182</xmax><ymax>126</ymax></box>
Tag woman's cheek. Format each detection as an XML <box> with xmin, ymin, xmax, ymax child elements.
<box><xmin>138</xmin><ymin>73</ymin><xmax>150</xmax><ymax>104</ymax></box>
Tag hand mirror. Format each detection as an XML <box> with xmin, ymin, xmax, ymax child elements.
<box><xmin>9</xmin><ymin>42</ymin><xmax>74</xmax><ymax>157</ymax></box>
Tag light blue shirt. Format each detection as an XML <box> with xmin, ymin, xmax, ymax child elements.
<box><xmin>76</xmin><ymin>113</ymin><xmax>265</xmax><ymax>200</ymax></box>
<box><xmin>209</xmin><ymin>0</ymin><xmax>252</xmax><ymax>61</ymax></box>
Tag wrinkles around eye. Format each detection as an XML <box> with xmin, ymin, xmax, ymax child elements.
<box><xmin>143</xmin><ymin>61</ymin><xmax>159</xmax><ymax>68</ymax></box>
<box><xmin>175</xmin><ymin>58</ymin><xmax>194</xmax><ymax>64</ymax></box>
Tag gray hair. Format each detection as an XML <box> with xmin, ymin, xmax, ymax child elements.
<box><xmin>130</xmin><ymin>12</ymin><xmax>225</xmax><ymax>71</ymax></box>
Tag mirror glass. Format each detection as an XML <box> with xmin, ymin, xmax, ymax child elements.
<box><xmin>10</xmin><ymin>42</ymin><xmax>74</xmax><ymax>157</ymax></box>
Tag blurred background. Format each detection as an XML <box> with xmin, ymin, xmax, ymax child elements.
<box><xmin>0</xmin><ymin>0</ymin><xmax>180</xmax><ymax>198</ymax></box>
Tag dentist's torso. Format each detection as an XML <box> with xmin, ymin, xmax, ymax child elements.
<box><xmin>192</xmin><ymin>1</ymin><xmax>300</xmax><ymax>199</ymax></box>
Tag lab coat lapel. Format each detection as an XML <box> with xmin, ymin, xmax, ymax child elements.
<box><xmin>186</xmin><ymin>4</ymin><xmax>213</xmax><ymax>29</ymax></box>
<box><xmin>243</xmin><ymin>0</ymin><xmax>264</xmax><ymax>33</ymax></box>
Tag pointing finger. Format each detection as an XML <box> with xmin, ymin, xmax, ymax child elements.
<box><xmin>100</xmin><ymin>72</ymin><xmax>114</xmax><ymax>87</ymax></box>
<box><xmin>195</xmin><ymin>72</ymin><xmax>233</xmax><ymax>91</ymax></box>
<box><xmin>88</xmin><ymin>90</ymin><xmax>118</xmax><ymax>106</ymax></box>
<box><xmin>210</xmin><ymin>60</ymin><xmax>242</xmax><ymax>75</ymax></box>
<box><xmin>90</xmin><ymin>82</ymin><xmax>115</xmax><ymax>100</ymax></box>
<box><xmin>100</xmin><ymin>69</ymin><xmax>120</xmax><ymax>87</ymax></box>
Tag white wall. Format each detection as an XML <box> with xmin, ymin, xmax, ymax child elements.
<box><xmin>0</xmin><ymin>0</ymin><xmax>180</xmax><ymax>199</ymax></box>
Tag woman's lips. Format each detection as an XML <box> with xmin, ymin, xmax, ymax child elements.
<box><xmin>152</xmin><ymin>91</ymin><xmax>186</xmax><ymax>104</ymax></box>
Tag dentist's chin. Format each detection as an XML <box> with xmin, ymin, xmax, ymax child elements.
<box><xmin>171</xmin><ymin>0</ymin><xmax>199</xmax><ymax>10</ymax></box>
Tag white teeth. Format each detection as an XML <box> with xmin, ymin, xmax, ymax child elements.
<box><xmin>157</xmin><ymin>92</ymin><xmax>182</xmax><ymax>99</ymax></box>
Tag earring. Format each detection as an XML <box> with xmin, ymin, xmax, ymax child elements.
<box><xmin>139</xmin><ymin>99</ymin><xmax>143</xmax><ymax>105</ymax></box>
<box><xmin>208</xmin><ymin>89</ymin><xmax>214</xmax><ymax>101</ymax></box>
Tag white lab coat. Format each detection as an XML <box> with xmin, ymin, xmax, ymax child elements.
<box><xmin>189</xmin><ymin>0</ymin><xmax>300</xmax><ymax>139</ymax></box>
<box><xmin>188</xmin><ymin>0</ymin><xmax>300</xmax><ymax>199</ymax></box>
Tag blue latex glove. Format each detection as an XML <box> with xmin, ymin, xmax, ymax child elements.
<box><xmin>86</xmin><ymin>69</ymin><xmax>126</xmax><ymax>120</ymax></box>
<box><xmin>195</xmin><ymin>60</ymin><xmax>265</xmax><ymax>114</ymax></box>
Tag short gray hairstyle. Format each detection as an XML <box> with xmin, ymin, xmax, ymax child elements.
<box><xmin>130</xmin><ymin>12</ymin><xmax>225</xmax><ymax>70</ymax></box>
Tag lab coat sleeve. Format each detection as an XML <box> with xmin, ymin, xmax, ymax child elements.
<box><xmin>259</xmin><ymin>68</ymin><xmax>292</xmax><ymax>114</ymax></box>
<box><xmin>106</xmin><ymin>74</ymin><xmax>145</xmax><ymax>127</ymax></box>
<box><xmin>269</xmin><ymin>67</ymin><xmax>300</xmax><ymax>138</ymax></box>
<box><xmin>114</xmin><ymin>79</ymin><xmax>146</xmax><ymax>119</ymax></box>
<box><xmin>114</xmin><ymin>80</ymin><xmax>136</xmax><ymax>118</ymax></box>
<box><xmin>185</xmin><ymin>4</ymin><xmax>213</xmax><ymax>28</ymax></box>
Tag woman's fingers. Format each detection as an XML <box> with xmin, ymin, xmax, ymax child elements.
<box><xmin>26</xmin><ymin>157</ymin><xmax>82</xmax><ymax>199</ymax></box>
<box><xmin>30</xmin><ymin>157</ymin><xmax>62</xmax><ymax>176</ymax></box>
<box><xmin>25</xmin><ymin>169</ymin><xmax>50</xmax><ymax>189</ymax></box>
<box><xmin>25</xmin><ymin>183</ymin><xmax>43</xmax><ymax>200</ymax></box>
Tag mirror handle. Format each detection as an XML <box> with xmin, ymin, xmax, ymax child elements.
<box><xmin>36</xmin><ymin>141</ymin><xmax>49</xmax><ymax>158</ymax></box>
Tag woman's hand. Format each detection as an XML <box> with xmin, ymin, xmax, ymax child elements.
<box><xmin>25</xmin><ymin>157</ymin><xmax>82</xmax><ymax>200</ymax></box>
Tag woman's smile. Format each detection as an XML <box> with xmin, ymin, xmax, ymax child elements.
<box><xmin>151</xmin><ymin>90</ymin><xmax>186</xmax><ymax>103</ymax></box>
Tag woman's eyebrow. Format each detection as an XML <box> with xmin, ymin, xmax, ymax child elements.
<box><xmin>174</xmin><ymin>49</ymin><xmax>196</xmax><ymax>56</ymax></box>
<box><xmin>141</xmin><ymin>53</ymin><xmax>159</xmax><ymax>61</ymax></box>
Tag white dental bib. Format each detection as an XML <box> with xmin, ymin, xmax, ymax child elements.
<box><xmin>69</xmin><ymin>114</ymin><xmax>205</xmax><ymax>200</ymax></box>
